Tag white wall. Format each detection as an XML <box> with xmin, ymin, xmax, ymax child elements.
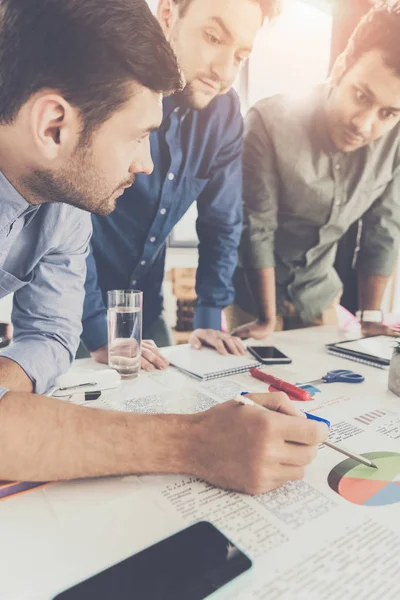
<box><xmin>248</xmin><ymin>0</ymin><xmax>332</xmax><ymax>107</ymax></box>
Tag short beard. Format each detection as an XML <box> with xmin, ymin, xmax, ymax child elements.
<box><xmin>21</xmin><ymin>145</ymin><xmax>115</xmax><ymax>216</ymax></box>
<box><xmin>176</xmin><ymin>83</ymin><xmax>203</xmax><ymax>110</ymax></box>
<box><xmin>176</xmin><ymin>81</ymin><xmax>220</xmax><ymax>111</ymax></box>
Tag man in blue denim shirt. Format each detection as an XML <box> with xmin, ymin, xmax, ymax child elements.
<box><xmin>82</xmin><ymin>0</ymin><xmax>280</xmax><ymax>369</ymax></box>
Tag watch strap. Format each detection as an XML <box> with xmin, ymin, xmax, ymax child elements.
<box><xmin>356</xmin><ymin>309</ymin><xmax>384</xmax><ymax>323</ymax></box>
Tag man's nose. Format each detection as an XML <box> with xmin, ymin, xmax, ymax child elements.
<box><xmin>130</xmin><ymin>139</ymin><xmax>154</xmax><ymax>176</ymax></box>
<box><xmin>351</xmin><ymin>109</ymin><xmax>375</xmax><ymax>138</ymax></box>
<box><xmin>211</xmin><ymin>48</ymin><xmax>237</xmax><ymax>86</ymax></box>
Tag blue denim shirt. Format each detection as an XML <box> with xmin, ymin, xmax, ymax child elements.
<box><xmin>0</xmin><ymin>172</ymin><xmax>91</xmax><ymax>393</ymax></box>
<box><xmin>82</xmin><ymin>91</ymin><xmax>243</xmax><ymax>351</ymax></box>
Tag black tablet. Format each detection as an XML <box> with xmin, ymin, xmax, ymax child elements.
<box><xmin>53</xmin><ymin>521</ymin><xmax>252</xmax><ymax>600</ymax></box>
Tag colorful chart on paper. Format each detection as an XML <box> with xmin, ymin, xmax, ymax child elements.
<box><xmin>328</xmin><ymin>452</ymin><xmax>400</xmax><ymax>506</ymax></box>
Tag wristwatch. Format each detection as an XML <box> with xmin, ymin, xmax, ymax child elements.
<box><xmin>355</xmin><ymin>309</ymin><xmax>383</xmax><ymax>323</ymax></box>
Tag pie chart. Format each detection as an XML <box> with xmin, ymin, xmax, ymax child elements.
<box><xmin>327</xmin><ymin>451</ymin><xmax>400</xmax><ymax>506</ymax></box>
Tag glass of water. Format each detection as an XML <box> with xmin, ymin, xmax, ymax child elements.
<box><xmin>107</xmin><ymin>290</ymin><xmax>143</xmax><ymax>379</ymax></box>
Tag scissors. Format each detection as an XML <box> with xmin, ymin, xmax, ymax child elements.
<box><xmin>304</xmin><ymin>369</ymin><xmax>365</xmax><ymax>386</ymax></box>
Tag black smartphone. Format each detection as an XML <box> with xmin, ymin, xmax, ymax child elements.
<box><xmin>248</xmin><ymin>345</ymin><xmax>292</xmax><ymax>364</ymax></box>
<box><xmin>53</xmin><ymin>521</ymin><xmax>252</xmax><ymax>600</ymax></box>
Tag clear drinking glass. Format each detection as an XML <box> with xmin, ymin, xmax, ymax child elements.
<box><xmin>107</xmin><ymin>290</ymin><xmax>143</xmax><ymax>379</ymax></box>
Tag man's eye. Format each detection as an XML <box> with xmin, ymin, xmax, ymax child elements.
<box><xmin>206</xmin><ymin>32</ymin><xmax>221</xmax><ymax>45</ymax></box>
<box><xmin>355</xmin><ymin>89</ymin><xmax>368</xmax><ymax>104</ymax></box>
<box><xmin>380</xmin><ymin>109</ymin><xmax>396</xmax><ymax>120</ymax></box>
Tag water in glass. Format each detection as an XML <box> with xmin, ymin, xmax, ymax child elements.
<box><xmin>108</xmin><ymin>306</ymin><xmax>142</xmax><ymax>378</ymax></box>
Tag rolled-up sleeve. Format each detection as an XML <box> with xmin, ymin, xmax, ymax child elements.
<box><xmin>240</xmin><ymin>106</ymin><xmax>280</xmax><ymax>269</ymax></box>
<box><xmin>357</xmin><ymin>173</ymin><xmax>400</xmax><ymax>276</ymax></box>
<box><xmin>0</xmin><ymin>212</ymin><xmax>92</xmax><ymax>394</ymax></box>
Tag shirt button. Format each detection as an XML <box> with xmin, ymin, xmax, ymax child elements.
<box><xmin>335</xmin><ymin>200</ymin><xmax>341</xmax><ymax>206</ymax></box>
<box><xmin>149</xmin><ymin>237</ymin><xmax>156</xmax><ymax>243</ymax></box>
<box><xmin>335</xmin><ymin>164</ymin><xmax>341</xmax><ymax>171</ymax></box>
<box><xmin>168</xmin><ymin>173</ymin><xmax>175</xmax><ymax>181</ymax></box>
<box><xmin>160</xmin><ymin>208</ymin><xmax>167</xmax><ymax>215</ymax></box>
<box><xmin>140</xmin><ymin>260</ymin><xmax>146</xmax><ymax>266</ymax></box>
<box><xmin>132</xmin><ymin>280</ymin><xmax>137</xmax><ymax>286</ymax></box>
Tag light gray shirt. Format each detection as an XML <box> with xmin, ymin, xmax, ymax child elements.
<box><xmin>0</xmin><ymin>172</ymin><xmax>91</xmax><ymax>394</ymax></box>
<box><xmin>236</xmin><ymin>86</ymin><xmax>400</xmax><ymax>321</ymax></box>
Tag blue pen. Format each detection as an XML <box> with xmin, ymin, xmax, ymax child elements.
<box><xmin>238</xmin><ymin>393</ymin><xmax>377</xmax><ymax>468</ymax></box>
<box><xmin>304</xmin><ymin>412</ymin><xmax>331</xmax><ymax>428</ymax></box>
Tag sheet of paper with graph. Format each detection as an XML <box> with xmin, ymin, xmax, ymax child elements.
<box><xmin>114</xmin><ymin>369</ymin><xmax>400</xmax><ymax>599</ymax></box>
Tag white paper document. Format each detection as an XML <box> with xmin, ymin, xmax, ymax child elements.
<box><xmin>116</xmin><ymin>373</ymin><xmax>400</xmax><ymax>600</ymax></box>
<box><xmin>45</xmin><ymin>362</ymin><xmax>400</xmax><ymax>599</ymax></box>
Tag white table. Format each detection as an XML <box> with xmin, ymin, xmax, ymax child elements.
<box><xmin>1</xmin><ymin>326</ymin><xmax>399</xmax><ymax>600</ymax></box>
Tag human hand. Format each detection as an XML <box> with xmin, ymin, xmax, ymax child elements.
<box><xmin>361</xmin><ymin>321</ymin><xmax>400</xmax><ymax>338</ymax></box>
<box><xmin>141</xmin><ymin>340</ymin><xmax>169</xmax><ymax>372</ymax></box>
<box><xmin>244</xmin><ymin>392</ymin><xmax>305</xmax><ymax>417</ymax></box>
<box><xmin>231</xmin><ymin>319</ymin><xmax>276</xmax><ymax>340</ymax></box>
<box><xmin>91</xmin><ymin>344</ymin><xmax>108</xmax><ymax>365</ymax></box>
<box><xmin>188</xmin><ymin>329</ymin><xmax>246</xmax><ymax>356</ymax></box>
<box><xmin>92</xmin><ymin>341</ymin><xmax>170</xmax><ymax>371</ymax></box>
<box><xmin>188</xmin><ymin>392</ymin><xmax>328</xmax><ymax>495</ymax></box>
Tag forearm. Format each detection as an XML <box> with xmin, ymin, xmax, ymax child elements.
<box><xmin>0</xmin><ymin>357</ymin><xmax>33</xmax><ymax>392</ymax></box>
<box><xmin>0</xmin><ymin>392</ymin><xmax>192</xmax><ymax>481</ymax></box>
<box><xmin>358</xmin><ymin>272</ymin><xmax>390</xmax><ymax>310</ymax></box>
<box><xmin>247</xmin><ymin>267</ymin><xmax>277</xmax><ymax>323</ymax></box>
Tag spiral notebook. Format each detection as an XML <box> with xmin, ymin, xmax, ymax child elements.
<box><xmin>162</xmin><ymin>345</ymin><xmax>261</xmax><ymax>381</ymax></box>
<box><xmin>326</xmin><ymin>335</ymin><xmax>394</xmax><ymax>369</ymax></box>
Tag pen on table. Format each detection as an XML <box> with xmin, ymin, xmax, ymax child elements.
<box><xmin>249</xmin><ymin>368</ymin><xmax>312</xmax><ymax>402</ymax></box>
<box><xmin>236</xmin><ymin>393</ymin><xmax>378</xmax><ymax>469</ymax></box>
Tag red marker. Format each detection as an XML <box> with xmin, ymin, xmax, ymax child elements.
<box><xmin>249</xmin><ymin>368</ymin><xmax>312</xmax><ymax>402</ymax></box>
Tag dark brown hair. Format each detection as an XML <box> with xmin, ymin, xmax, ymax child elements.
<box><xmin>172</xmin><ymin>0</ymin><xmax>281</xmax><ymax>21</ymax></box>
<box><xmin>0</xmin><ymin>0</ymin><xmax>183</xmax><ymax>135</ymax></box>
<box><xmin>342</xmin><ymin>1</ymin><xmax>400</xmax><ymax>77</ymax></box>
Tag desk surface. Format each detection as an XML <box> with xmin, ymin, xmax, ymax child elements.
<box><xmin>2</xmin><ymin>326</ymin><xmax>400</xmax><ymax>600</ymax></box>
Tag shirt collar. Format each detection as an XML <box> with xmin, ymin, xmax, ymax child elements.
<box><xmin>162</xmin><ymin>93</ymin><xmax>191</xmax><ymax>122</ymax></box>
<box><xmin>163</xmin><ymin>94</ymin><xmax>181</xmax><ymax>119</ymax></box>
<box><xmin>0</xmin><ymin>171</ymin><xmax>39</xmax><ymax>233</ymax></box>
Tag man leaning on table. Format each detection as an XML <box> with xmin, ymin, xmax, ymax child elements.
<box><xmin>81</xmin><ymin>0</ymin><xmax>282</xmax><ymax>372</ymax></box>
<box><xmin>230</xmin><ymin>1</ymin><xmax>400</xmax><ymax>341</ymax></box>
<box><xmin>0</xmin><ymin>0</ymin><xmax>327</xmax><ymax>494</ymax></box>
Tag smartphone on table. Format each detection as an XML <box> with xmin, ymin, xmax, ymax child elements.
<box><xmin>53</xmin><ymin>521</ymin><xmax>252</xmax><ymax>600</ymax></box>
<box><xmin>248</xmin><ymin>345</ymin><xmax>292</xmax><ymax>365</ymax></box>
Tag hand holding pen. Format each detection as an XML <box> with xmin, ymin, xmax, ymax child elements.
<box><xmin>195</xmin><ymin>391</ymin><xmax>328</xmax><ymax>495</ymax></box>
<box><xmin>236</xmin><ymin>394</ymin><xmax>377</xmax><ymax>469</ymax></box>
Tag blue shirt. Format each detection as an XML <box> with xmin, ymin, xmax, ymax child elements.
<box><xmin>82</xmin><ymin>91</ymin><xmax>244</xmax><ymax>351</ymax></box>
<box><xmin>0</xmin><ymin>172</ymin><xmax>91</xmax><ymax>393</ymax></box>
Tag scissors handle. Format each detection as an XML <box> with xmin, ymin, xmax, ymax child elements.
<box><xmin>324</xmin><ymin>370</ymin><xmax>365</xmax><ymax>384</ymax></box>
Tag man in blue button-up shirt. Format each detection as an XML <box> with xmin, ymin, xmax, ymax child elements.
<box><xmin>82</xmin><ymin>0</ymin><xmax>280</xmax><ymax>367</ymax></box>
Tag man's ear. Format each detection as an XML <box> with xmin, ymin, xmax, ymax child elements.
<box><xmin>29</xmin><ymin>93</ymin><xmax>79</xmax><ymax>161</ymax></box>
<box><xmin>157</xmin><ymin>0</ymin><xmax>177</xmax><ymax>37</ymax></box>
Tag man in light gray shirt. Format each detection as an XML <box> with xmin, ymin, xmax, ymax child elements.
<box><xmin>0</xmin><ymin>0</ymin><xmax>326</xmax><ymax>494</ymax></box>
<box><xmin>230</xmin><ymin>1</ymin><xmax>400</xmax><ymax>340</ymax></box>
